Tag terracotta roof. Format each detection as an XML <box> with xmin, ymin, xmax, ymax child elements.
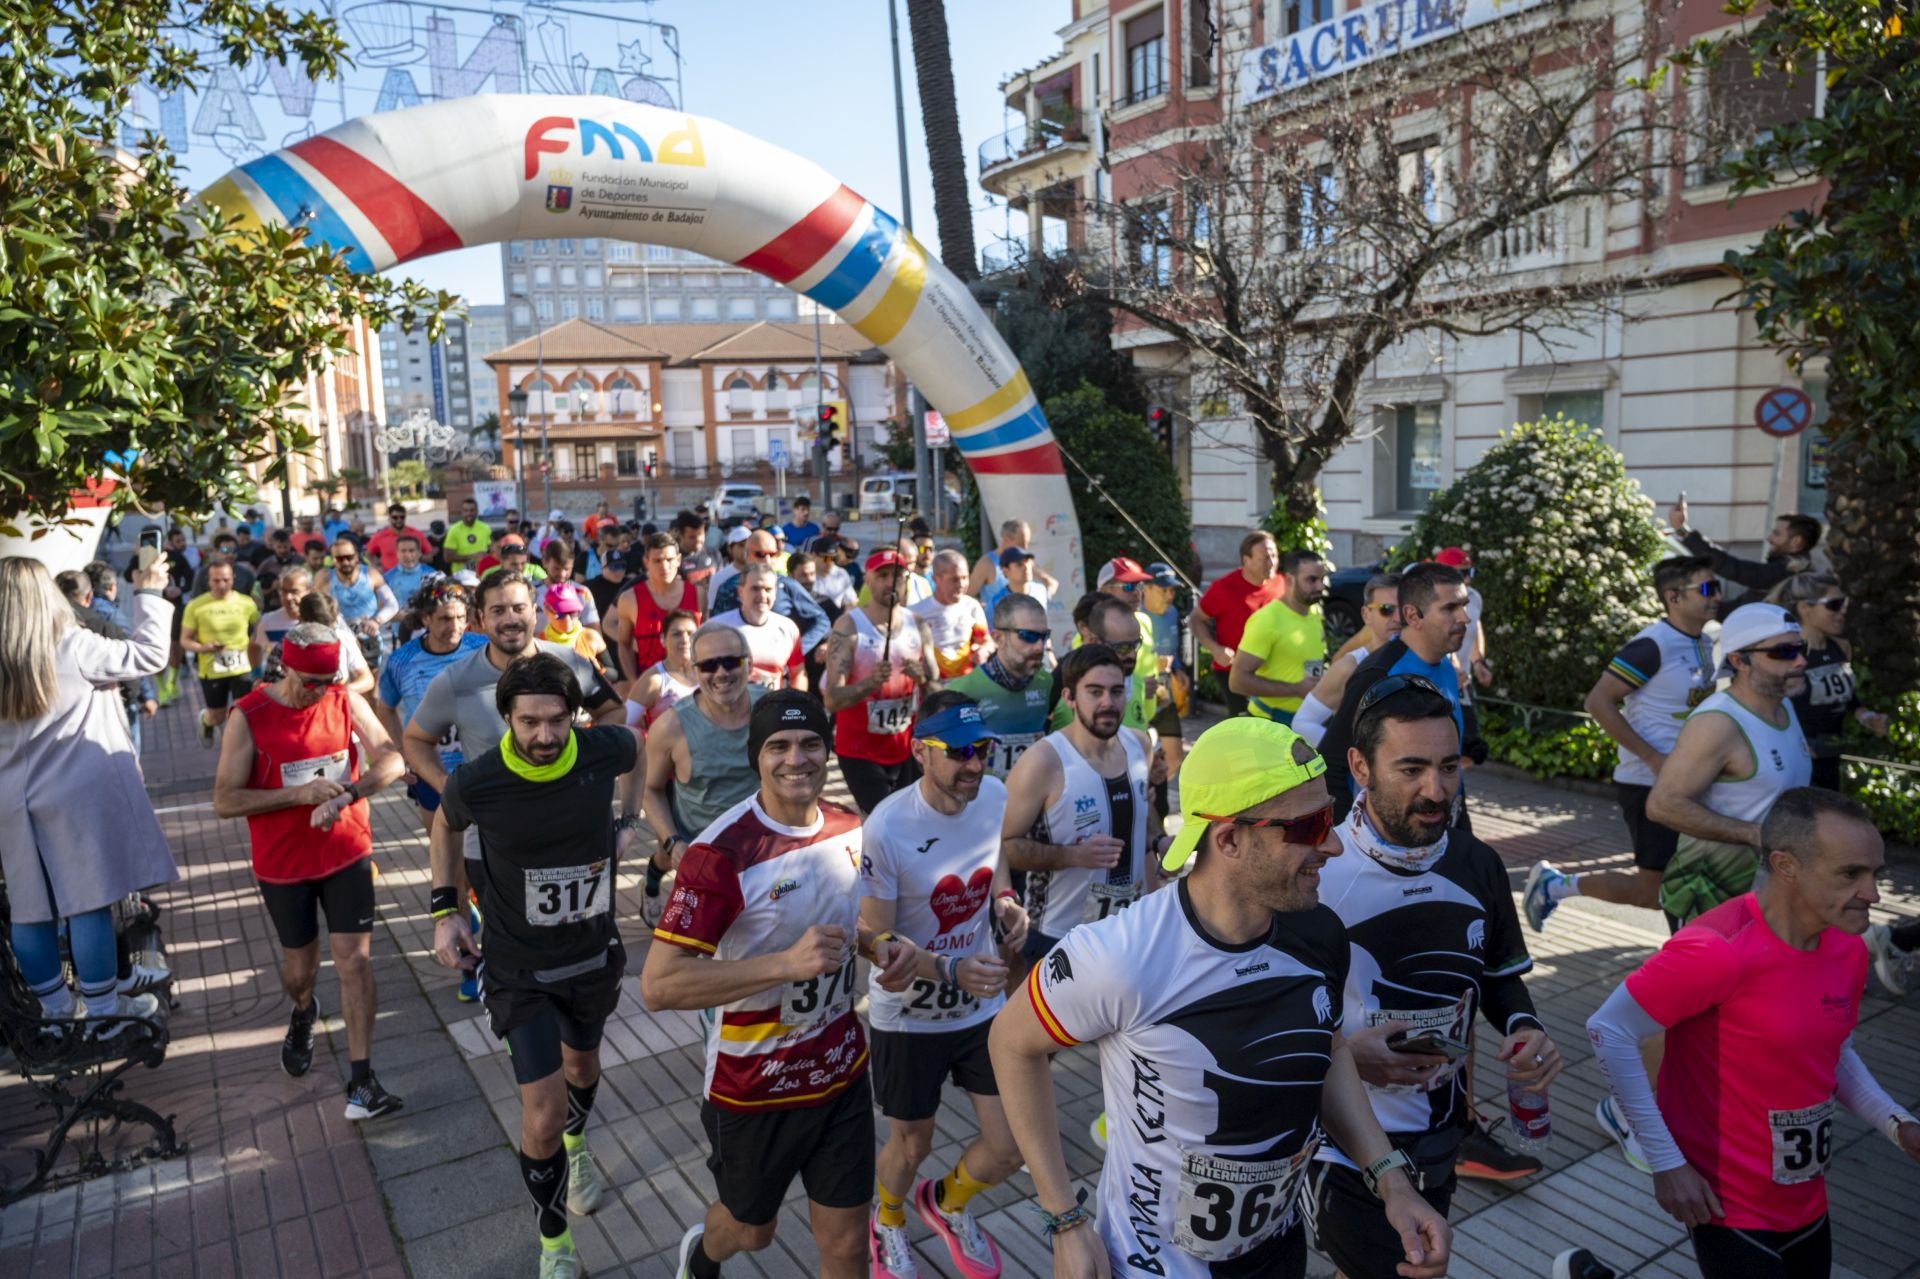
<box><xmin>482</xmin><ymin>319</ymin><xmax>884</xmax><ymax>367</ymax></box>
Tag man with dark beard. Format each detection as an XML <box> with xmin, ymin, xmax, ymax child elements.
<box><xmin>1306</xmin><ymin>675</ymin><xmax>1566</xmax><ymax>1278</ymax></box>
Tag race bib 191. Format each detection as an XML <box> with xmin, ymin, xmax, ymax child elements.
<box><xmin>1172</xmin><ymin>1143</ymin><xmax>1314</xmax><ymax>1262</ymax></box>
<box><xmin>1083</xmin><ymin>878</ymin><xmax>1142</xmax><ymax>924</ymax></box>
<box><xmin>1770</xmin><ymin>1099</ymin><xmax>1835</xmax><ymax>1186</ymax></box>
<box><xmin>523</xmin><ymin>861</ymin><xmax>611</xmax><ymax>927</ymax></box>
<box><xmin>866</xmin><ymin>697</ymin><xmax>912</xmax><ymax>736</ymax></box>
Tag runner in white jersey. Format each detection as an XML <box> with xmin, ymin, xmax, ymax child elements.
<box><xmin>1001</xmin><ymin>642</ymin><xmax>1161</xmax><ymax>964</ymax></box>
<box><xmin>1649</xmin><ymin>603</ymin><xmax>1813</xmax><ymax>925</ymax></box>
<box><xmin>1526</xmin><ymin>556</ymin><xmax>1720</xmax><ymax>929</ymax></box>
<box><xmin>1293</xmin><ymin>572</ymin><xmax>1402</xmax><ymax>748</ymax></box>
<box><xmin>858</xmin><ymin>692</ymin><xmax>1032</xmax><ymax>1279</ymax></box>
<box><xmin>910</xmin><ymin>548</ymin><xmax>992</xmax><ymax>681</ymax></box>
<box><xmin>710</xmin><ymin>564</ymin><xmax>805</xmax><ymax>691</ymax></box>
<box><xmin>990</xmin><ymin>718</ymin><xmax>1450</xmax><ymax>1279</ymax></box>
<box><xmin>640</xmin><ymin>691</ymin><xmax>871</xmax><ymax>1279</ymax></box>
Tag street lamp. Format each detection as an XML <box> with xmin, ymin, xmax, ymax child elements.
<box><xmin>507</xmin><ymin>386</ymin><xmax>529</xmax><ymax>515</ymax></box>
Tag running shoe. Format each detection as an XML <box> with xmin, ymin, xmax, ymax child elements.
<box><xmin>870</xmin><ymin>1213</ymin><xmax>920</xmax><ymax>1278</ymax></box>
<box><xmin>197</xmin><ymin>714</ymin><xmax>215</xmax><ymax>747</ymax></box>
<box><xmin>118</xmin><ymin>957</ymin><xmax>173</xmax><ymax>997</ymax></box>
<box><xmin>641</xmin><ymin>870</ymin><xmax>674</xmax><ymax>928</ymax></box>
<box><xmin>344</xmin><ymin>1074</ymin><xmax>405</xmax><ymax>1121</ymax></box>
<box><xmin>1553</xmin><ymin>1246</ymin><xmax>1619</xmax><ymax>1279</ymax></box>
<box><xmin>1089</xmin><ymin>1112</ymin><xmax>1109</xmax><ymax>1152</ymax></box>
<box><xmin>1865</xmin><ymin>923</ymin><xmax>1911</xmax><ymax>997</ymax></box>
<box><xmin>538</xmin><ymin>1238</ymin><xmax>584</xmax><ymax>1278</ymax></box>
<box><xmin>282</xmin><ymin>1001</ymin><xmax>320</xmax><ymax>1077</ymax></box>
<box><xmin>1454</xmin><ymin>1113</ymin><xmax>1542</xmax><ymax>1181</ymax></box>
<box><xmin>87</xmin><ymin>992</ymin><xmax>162</xmax><ymax>1040</ymax></box>
<box><xmin>457</xmin><ymin>970</ymin><xmax>480</xmax><ymax>1002</ymax></box>
<box><xmin>1596</xmin><ymin>1095</ymin><xmax>1651</xmax><ymax>1174</ymax></box>
<box><xmin>566</xmin><ymin>1144</ymin><xmax>603</xmax><ymax>1215</ymax></box>
<box><xmin>914</xmin><ymin>1177</ymin><xmax>1001</xmax><ymax>1279</ymax></box>
<box><xmin>674</xmin><ymin>1223</ymin><xmax>706</xmax><ymax>1279</ymax></box>
<box><xmin>1522</xmin><ymin>861</ymin><xmax>1567</xmax><ymax>933</ymax></box>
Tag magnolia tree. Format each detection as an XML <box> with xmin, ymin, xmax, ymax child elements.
<box><xmin>1397</xmin><ymin>416</ymin><xmax>1666</xmax><ymax>707</ymax></box>
<box><xmin>1026</xmin><ymin>0</ymin><xmax>1707</xmax><ymax>528</ymax></box>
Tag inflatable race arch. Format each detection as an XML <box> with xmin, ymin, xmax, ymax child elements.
<box><xmin>196</xmin><ymin>94</ymin><xmax>1087</xmax><ymax>625</ymax></box>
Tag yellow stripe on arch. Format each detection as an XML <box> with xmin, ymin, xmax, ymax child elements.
<box><xmin>946</xmin><ymin>369</ymin><xmax>1032</xmax><ymax>434</ymax></box>
<box><xmin>850</xmin><ymin>235</ymin><xmax>928</xmax><ymax>346</ymax></box>
<box><xmin>198</xmin><ymin>176</ymin><xmax>268</xmax><ymax>236</ymax></box>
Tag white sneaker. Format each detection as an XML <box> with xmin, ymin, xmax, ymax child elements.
<box><xmin>674</xmin><ymin>1223</ymin><xmax>705</xmax><ymax>1279</ymax></box>
<box><xmin>641</xmin><ymin>871</ymin><xmax>674</xmax><ymax>928</ymax></box>
<box><xmin>85</xmin><ymin>991</ymin><xmax>161</xmax><ymax>1039</ymax></box>
<box><xmin>869</xmin><ymin>1215</ymin><xmax>919</xmax><ymax>1278</ymax></box>
<box><xmin>566</xmin><ymin>1143</ymin><xmax>602</xmax><ymax>1215</ymax></box>
<box><xmin>1865</xmin><ymin>923</ymin><xmax>1912</xmax><ymax>997</ymax></box>
<box><xmin>1596</xmin><ymin>1096</ymin><xmax>1652</xmax><ymax>1174</ymax></box>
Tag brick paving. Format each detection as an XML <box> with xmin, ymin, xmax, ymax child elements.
<box><xmin>4</xmin><ymin>692</ymin><xmax>1917</xmax><ymax>1278</ymax></box>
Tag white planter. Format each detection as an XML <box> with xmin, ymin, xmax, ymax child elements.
<box><xmin>0</xmin><ymin>482</ymin><xmax>117</xmax><ymax>576</ymax></box>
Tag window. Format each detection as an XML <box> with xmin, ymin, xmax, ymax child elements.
<box><xmin>1284</xmin><ymin>0</ymin><xmax>1333</xmax><ymax>33</ymax></box>
<box><xmin>532</xmin><ymin>239</ymin><xmax>550</xmax><ymax>254</ymax></box>
<box><xmin>686</xmin><ymin>272</ymin><xmax>715</xmax><ymax>289</ymax></box>
<box><xmin>766</xmin><ymin>295</ymin><xmax>796</xmax><ymax>321</ymax></box>
<box><xmin>607</xmin><ymin>243</ymin><xmax>635</xmax><ymax>262</ymax></box>
<box><xmin>559</xmin><ymin>266</ymin><xmax>577</xmax><ymax>287</ymax></box>
<box><xmin>613</xmin><ymin>297</ymin><xmax>643</xmax><ymax>321</ymax></box>
<box><xmin>560</xmin><ymin>297</ymin><xmax>579</xmax><ymax>320</ymax></box>
<box><xmin>582</xmin><ymin>239</ymin><xmax>600</xmax><ymax>256</ymax></box>
<box><xmin>727</xmin><ymin>296</ymin><xmax>757</xmax><ymax>320</ymax></box>
<box><xmin>1289</xmin><ymin>164</ymin><xmax>1338</xmax><ymax>249</ymax></box>
<box><xmin>534</xmin><ymin>265</ymin><xmax>553</xmax><ymax>286</ymax></box>
<box><xmin>512</xmin><ymin>304</ymin><xmax>531</xmax><ymax>327</ymax></box>
<box><xmin>611</xmin><ymin>271</ymin><xmax>638</xmax><ymax>289</ymax></box>
<box><xmin>557</xmin><ymin>239</ymin><xmax>574</xmax><ymax>255</ymax></box>
<box><xmin>584</xmin><ymin>265</ymin><xmax>603</xmax><ymax>289</ymax></box>
<box><xmin>1124</xmin><ymin>8</ymin><xmax>1166</xmax><ymax>105</ymax></box>
<box><xmin>727</xmin><ymin>427</ymin><xmax>756</xmax><ymax>463</ymax></box>
<box><xmin>1543</xmin><ymin>390</ymin><xmax>1604</xmax><ymax>432</ymax></box>
<box><xmin>572</xmin><ymin>444</ymin><xmax>596</xmax><ymax>477</ymax></box>
<box><xmin>652</xmin><ymin>297</ymin><xmax>681</xmax><ymax>321</ymax></box>
<box><xmin>646</xmin><ymin>244</ymin><xmax>674</xmax><ymax>261</ymax></box>
<box><xmin>1128</xmin><ymin>203</ymin><xmax>1172</xmax><ymax>285</ymax></box>
<box><xmin>1703</xmin><ymin>37</ymin><xmax>1817</xmax><ymax>176</ymax></box>
<box><xmin>690</xmin><ymin>297</ymin><xmax>719</xmax><ymax>321</ymax></box>
<box><xmin>727</xmin><ymin>376</ymin><xmax>754</xmax><ymax>413</ymax></box>
<box><xmin>586</xmin><ymin>296</ymin><xmax>605</xmax><ymax>320</ymax></box>
<box><xmin>616</xmin><ymin>443</ymin><xmax>639</xmax><ymax>476</ymax></box>
<box><xmin>764</xmin><ymin>374</ymin><xmax>789</xmax><ymax>411</ymax></box>
<box><xmin>672</xmin><ymin>430</ymin><xmax>695</xmax><ymax>468</ymax></box>
<box><xmin>607</xmin><ymin>376</ymin><xmax>639</xmax><ymax>416</ymax></box>
<box><xmin>653</xmin><ymin>271</ymin><xmax>679</xmax><ymax>289</ymax></box>
<box><xmin>1187</xmin><ymin>0</ymin><xmax>1215</xmax><ymax>88</ymax></box>
<box><xmin>509</xmin><ymin>243</ymin><xmax>526</xmax><ymax>263</ymax></box>
<box><xmin>1394</xmin><ymin>404</ymin><xmax>1444</xmax><ymax>513</ymax></box>
<box><xmin>1397</xmin><ymin>138</ymin><xmax>1445</xmax><ymax>222</ymax></box>
<box><xmin>1188</xmin><ymin>194</ymin><xmax>1213</xmax><ymax>278</ymax></box>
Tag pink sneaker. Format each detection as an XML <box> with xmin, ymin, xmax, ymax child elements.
<box><xmin>870</xmin><ymin>1212</ymin><xmax>919</xmax><ymax>1278</ymax></box>
<box><xmin>913</xmin><ymin>1178</ymin><xmax>1001</xmax><ymax>1279</ymax></box>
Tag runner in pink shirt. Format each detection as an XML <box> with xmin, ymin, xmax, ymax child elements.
<box><xmin>1587</xmin><ymin>788</ymin><xmax>1920</xmax><ymax>1279</ymax></box>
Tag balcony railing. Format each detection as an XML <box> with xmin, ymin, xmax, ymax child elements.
<box><xmin>978</xmin><ymin>107</ymin><xmax>1093</xmax><ymax>174</ymax></box>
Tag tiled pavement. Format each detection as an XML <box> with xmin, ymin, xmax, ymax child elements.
<box><xmin>3</xmin><ymin>691</ymin><xmax>1918</xmax><ymax>1278</ymax></box>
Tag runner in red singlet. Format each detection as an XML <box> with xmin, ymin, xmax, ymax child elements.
<box><xmin>611</xmin><ymin>531</ymin><xmax>701</xmax><ymax>684</ymax></box>
<box><xmin>1588</xmin><ymin>788</ymin><xmax>1920</xmax><ymax>1279</ymax></box>
<box><xmin>212</xmin><ymin>624</ymin><xmax>407</xmax><ymax>1120</ymax></box>
<box><xmin>822</xmin><ymin>550</ymin><xmax>937</xmax><ymax>816</ymax></box>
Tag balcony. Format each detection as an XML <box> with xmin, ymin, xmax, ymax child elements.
<box><xmin>977</xmin><ymin>107</ymin><xmax>1095</xmax><ymax>201</ymax></box>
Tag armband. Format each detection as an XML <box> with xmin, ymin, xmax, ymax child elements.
<box><xmin>1888</xmin><ymin>1108</ymin><xmax>1917</xmax><ymax>1145</ymax></box>
<box><xmin>429</xmin><ymin>886</ymin><xmax>459</xmax><ymax>919</ymax></box>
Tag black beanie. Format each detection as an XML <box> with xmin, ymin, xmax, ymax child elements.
<box><xmin>748</xmin><ymin>690</ymin><xmax>832</xmax><ymax>772</ymax></box>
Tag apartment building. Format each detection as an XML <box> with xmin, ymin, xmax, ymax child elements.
<box><xmin>376</xmin><ymin>304</ymin><xmax>507</xmax><ymax>434</ymax></box>
<box><xmin>980</xmin><ymin>0</ymin><xmax>1834</xmax><ymax>571</ymax></box>
<box><xmin>499</xmin><ymin>239</ymin><xmax>800</xmax><ymax>347</ymax></box>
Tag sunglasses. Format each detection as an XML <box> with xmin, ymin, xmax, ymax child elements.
<box><xmin>1818</xmin><ymin>597</ymin><xmax>1848</xmax><ymax>612</ymax></box>
<box><xmin>1110</xmin><ymin>641</ymin><xmax>1142</xmax><ymax>659</ymax></box>
<box><xmin>1195</xmin><ymin>802</ymin><xmax>1336</xmax><ymax>849</ymax></box>
<box><xmin>332</xmin><ymin>554</ymin><xmax>357</xmax><ymax>563</ymax></box>
<box><xmin>1697</xmin><ymin>580</ymin><xmax>1723</xmax><ymax>598</ymax></box>
<box><xmin>749</xmin><ymin>550</ymin><xmax>780</xmax><ymax>561</ymax></box>
<box><xmin>1356</xmin><ymin>672</ymin><xmax>1449</xmax><ymax>718</ymax></box>
<box><xmin>1112</xmin><ymin>581</ymin><xmax>1141</xmax><ymax>593</ymax></box>
<box><xmin>919</xmin><ymin>737</ymin><xmax>998</xmax><ymax>762</ymax></box>
<box><xmin>1369</xmin><ymin>603</ymin><xmax>1398</xmax><ymax>616</ymax></box>
<box><xmin>694</xmin><ymin>654</ymin><xmax>746</xmax><ymax>674</ymax></box>
<box><xmin>297</xmin><ymin>677</ymin><xmax>334</xmax><ymax>691</ymax></box>
<box><xmin>1742</xmin><ymin>641</ymin><xmax>1808</xmax><ymax>662</ymax></box>
<box><xmin>1004</xmin><ymin>627</ymin><xmax>1050</xmax><ymax>644</ymax></box>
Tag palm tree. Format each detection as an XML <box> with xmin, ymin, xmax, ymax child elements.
<box><xmin>473</xmin><ymin>411</ymin><xmax>500</xmax><ymax>445</ymax></box>
<box><xmin>905</xmin><ymin>0</ymin><xmax>978</xmax><ymax>284</ymax></box>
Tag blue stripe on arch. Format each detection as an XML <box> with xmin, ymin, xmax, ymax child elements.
<box><xmin>954</xmin><ymin>404</ymin><xmax>1048</xmax><ymax>455</ymax></box>
<box><xmin>804</xmin><ymin>207</ymin><xmax>900</xmax><ymax>311</ymax></box>
<box><xmin>238</xmin><ymin>153</ymin><xmax>374</xmax><ymax>272</ymax></box>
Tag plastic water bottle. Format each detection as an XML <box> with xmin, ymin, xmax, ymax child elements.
<box><xmin>1507</xmin><ymin>1077</ymin><xmax>1551</xmax><ymax>1153</ymax></box>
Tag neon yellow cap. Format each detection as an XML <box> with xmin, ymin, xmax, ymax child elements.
<box><xmin>1162</xmin><ymin>718</ymin><xmax>1327</xmax><ymax>873</ymax></box>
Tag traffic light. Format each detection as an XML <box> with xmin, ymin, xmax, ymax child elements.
<box><xmin>817</xmin><ymin>400</ymin><xmax>846</xmax><ymax>452</ymax></box>
<box><xmin>1148</xmin><ymin>406</ymin><xmax>1173</xmax><ymax>454</ymax></box>
<box><xmin>643</xmin><ymin>450</ymin><xmax>657</xmax><ymax>478</ymax></box>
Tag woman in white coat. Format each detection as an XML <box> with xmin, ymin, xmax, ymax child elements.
<box><xmin>0</xmin><ymin>555</ymin><xmax>180</xmax><ymax>1030</ymax></box>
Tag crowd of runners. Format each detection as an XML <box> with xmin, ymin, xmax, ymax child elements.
<box><xmin>50</xmin><ymin>494</ymin><xmax>1920</xmax><ymax>1279</ymax></box>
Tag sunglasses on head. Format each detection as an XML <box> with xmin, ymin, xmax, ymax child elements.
<box><xmin>430</xmin><ymin>582</ymin><xmax>469</xmax><ymax>603</ymax></box>
<box><xmin>1196</xmin><ymin>802</ymin><xmax>1336</xmax><ymax>848</ymax></box>
<box><xmin>1005</xmin><ymin>627</ymin><xmax>1049</xmax><ymax>644</ymax></box>
<box><xmin>919</xmin><ymin>736</ymin><xmax>998</xmax><ymax>762</ymax></box>
<box><xmin>1742</xmin><ymin>641</ymin><xmax>1808</xmax><ymax>662</ymax></box>
<box><xmin>1356</xmin><ymin>672</ymin><xmax>1450</xmax><ymax>718</ymax></box>
<box><xmin>694</xmin><ymin>654</ymin><xmax>746</xmax><ymax>674</ymax></box>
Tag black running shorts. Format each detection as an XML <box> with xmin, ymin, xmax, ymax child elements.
<box><xmin>257</xmin><ymin>857</ymin><xmax>374</xmax><ymax>950</ymax></box>
<box><xmin>870</xmin><ymin>1022</ymin><xmax>998</xmax><ymax>1122</ymax></box>
<box><xmin>1616</xmin><ymin>782</ymin><xmax>1681</xmax><ymax>872</ymax></box>
<box><xmin>700</xmin><ymin>1073</ymin><xmax>875</xmax><ymax>1226</ymax></box>
<box><xmin>481</xmin><ymin>941</ymin><xmax>626</xmax><ymax>1086</ymax></box>
<box><xmin>202</xmin><ymin>673</ymin><xmax>254</xmax><ymax>710</ymax></box>
<box><xmin>1309</xmin><ymin>1158</ymin><xmax>1455</xmax><ymax>1279</ymax></box>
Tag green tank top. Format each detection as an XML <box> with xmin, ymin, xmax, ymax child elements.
<box><xmin>949</xmin><ymin>665</ymin><xmax>1054</xmax><ymax>779</ymax></box>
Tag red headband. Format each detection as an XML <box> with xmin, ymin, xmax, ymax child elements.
<box><xmin>282</xmin><ymin>638</ymin><xmax>340</xmax><ymax>680</ymax></box>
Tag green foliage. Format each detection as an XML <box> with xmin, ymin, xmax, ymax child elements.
<box><xmin>1041</xmin><ymin>382</ymin><xmax>1192</xmax><ymax>589</ymax></box>
<box><xmin>987</xmin><ymin>279</ymin><xmax>1146</xmax><ymax>412</ymax></box>
<box><xmin>1395</xmin><ymin>416</ymin><xmax>1667</xmax><ymax>707</ymax></box>
<box><xmin>388</xmin><ymin>459</ymin><xmax>430</xmax><ymax>497</ymax></box>
<box><xmin>1479</xmin><ymin>703</ymin><xmax>1617</xmax><ymax>780</ymax></box>
<box><xmin>0</xmin><ymin>0</ymin><xmax>452</xmax><ymax>528</ymax></box>
<box><xmin>1262</xmin><ymin>491</ymin><xmax>1333</xmax><ymax>559</ymax></box>
<box><xmin>1844</xmin><ymin>687</ymin><xmax>1920</xmax><ymax>844</ymax></box>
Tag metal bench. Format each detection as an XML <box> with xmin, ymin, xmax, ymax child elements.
<box><xmin>0</xmin><ymin>888</ymin><xmax>186</xmax><ymax>1206</ymax></box>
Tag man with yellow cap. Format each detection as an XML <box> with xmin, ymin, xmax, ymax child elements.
<box><xmin>988</xmin><ymin>718</ymin><xmax>1451</xmax><ymax>1279</ymax></box>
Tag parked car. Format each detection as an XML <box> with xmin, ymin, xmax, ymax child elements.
<box><xmin>712</xmin><ymin>483</ymin><xmax>766</xmax><ymax>521</ymax></box>
<box><xmin>859</xmin><ymin>472</ymin><xmax>963</xmax><ymax>522</ymax></box>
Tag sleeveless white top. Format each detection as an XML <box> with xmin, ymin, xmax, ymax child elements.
<box><xmin>1690</xmin><ymin>689</ymin><xmax>1813</xmax><ymax>824</ymax></box>
<box><xmin>1026</xmin><ymin>728</ymin><xmax>1151</xmax><ymax>939</ymax></box>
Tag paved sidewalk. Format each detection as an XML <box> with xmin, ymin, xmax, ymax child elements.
<box><xmin>4</xmin><ymin>696</ymin><xmax>1918</xmax><ymax>1278</ymax></box>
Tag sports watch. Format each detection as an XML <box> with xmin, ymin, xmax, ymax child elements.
<box><xmin>1362</xmin><ymin>1148</ymin><xmax>1415</xmax><ymax>1199</ymax></box>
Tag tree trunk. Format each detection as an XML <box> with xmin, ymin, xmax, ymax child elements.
<box><xmin>1823</xmin><ymin>441</ymin><xmax>1920</xmax><ymax>693</ymax></box>
<box><xmin>905</xmin><ymin>0</ymin><xmax>978</xmax><ymax>283</ymax></box>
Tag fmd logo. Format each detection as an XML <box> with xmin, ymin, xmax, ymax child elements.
<box><xmin>523</xmin><ymin>115</ymin><xmax>707</xmax><ymax>180</ymax></box>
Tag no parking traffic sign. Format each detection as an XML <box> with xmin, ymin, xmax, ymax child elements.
<box><xmin>1755</xmin><ymin>386</ymin><xmax>1815</xmax><ymax>438</ymax></box>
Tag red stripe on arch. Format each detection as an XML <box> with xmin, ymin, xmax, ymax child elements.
<box><xmin>737</xmin><ymin>185</ymin><xmax>865</xmax><ymax>283</ymax></box>
<box><xmin>964</xmin><ymin>441</ymin><xmax>1064</xmax><ymax>477</ymax></box>
<box><xmin>289</xmin><ymin>136</ymin><xmax>464</xmax><ymax>264</ymax></box>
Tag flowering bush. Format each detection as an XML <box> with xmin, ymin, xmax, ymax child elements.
<box><xmin>1394</xmin><ymin>416</ymin><xmax>1667</xmax><ymax>707</ymax></box>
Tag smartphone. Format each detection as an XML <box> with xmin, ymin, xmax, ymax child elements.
<box><xmin>1389</xmin><ymin>1029</ymin><xmax>1470</xmax><ymax>1060</ymax></box>
<box><xmin>137</xmin><ymin>526</ymin><xmax>162</xmax><ymax>571</ymax></box>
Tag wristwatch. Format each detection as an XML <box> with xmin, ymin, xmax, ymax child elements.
<box><xmin>1362</xmin><ymin>1148</ymin><xmax>1415</xmax><ymax>1199</ymax></box>
<box><xmin>613</xmin><ymin>813</ymin><xmax>643</xmax><ymax>833</ymax></box>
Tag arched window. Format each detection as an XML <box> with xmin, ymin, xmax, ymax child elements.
<box><xmin>570</xmin><ymin>376</ymin><xmax>596</xmax><ymax>419</ymax></box>
<box><xmin>608</xmin><ymin>376</ymin><xmax>639</xmax><ymax>417</ymax></box>
<box><xmin>764</xmin><ymin>373</ymin><xmax>790</xmax><ymax>412</ymax></box>
<box><xmin>726</xmin><ymin>375</ymin><xmax>754</xmax><ymax>414</ymax></box>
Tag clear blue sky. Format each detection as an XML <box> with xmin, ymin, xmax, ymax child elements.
<box><xmin>392</xmin><ymin>0</ymin><xmax>1068</xmax><ymax>304</ymax></box>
